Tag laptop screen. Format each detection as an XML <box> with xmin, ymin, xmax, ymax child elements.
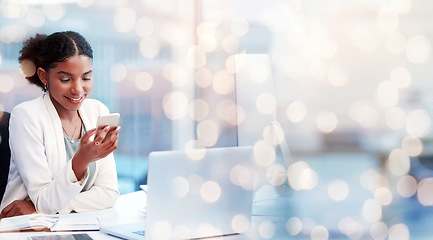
<box><xmin>145</xmin><ymin>146</ymin><xmax>255</xmax><ymax>240</ymax></box>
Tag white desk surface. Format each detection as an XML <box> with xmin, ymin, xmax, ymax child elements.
<box><xmin>0</xmin><ymin>190</ymin><xmax>257</xmax><ymax>240</ymax></box>
<box><xmin>0</xmin><ymin>191</ymin><xmax>147</xmax><ymax>240</ymax></box>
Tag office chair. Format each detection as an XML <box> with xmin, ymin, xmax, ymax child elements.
<box><xmin>0</xmin><ymin>111</ymin><xmax>11</xmax><ymax>203</ymax></box>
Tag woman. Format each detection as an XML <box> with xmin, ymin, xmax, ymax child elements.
<box><xmin>0</xmin><ymin>31</ymin><xmax>120</xmax><ymax>217</ymax></box>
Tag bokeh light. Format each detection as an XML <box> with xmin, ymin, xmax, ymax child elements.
<box><xmin>262</xmin><ymin>122</ymin><xmax>285</xmax><ymax>146</ymax></box>
<box><xmin>149</xmin><ymin>221</ymin><xmax>173</xmax><ymax>240</ymax></box>
<box><xmin>195</xmin><ymin>68</ymin><xmax>213</xmax><ymax>88</ymax></box>
<box><xmin>135</xmin><ymin>17</ymin><xmax>154</xmax><ymax>37</ymax></box>
<box><xmin>19</xmin><ymin>59</ymin><xmax>36</xmax><ymax>77</ymax></box>
<box><xmin>186</xmin><ymin>45</ymin><xmax>206</xmax><ymax>68</ymax></box>
<box><xmin>110</xmin><ymin>63</ymin><xmax>127</xmax><ymax>82</ymax></box>
<box><xmin>348</xmin><ymin>101</ymin><xmax>378</xmax><ymax>128</ymax></box>
<box><xmin>253</xmin><ymin>140</ymin><xmax>276</xmax><ymax>167</ymax></box>
<box><xmin>196</xmin><ymin>120</ymin><xmax>219</xmax><ymax>147</ymax></box>
<box><xmin>327</xmin><ymin>179</ymin><xmax>349</xmax><ymax>202</ymax></box>
<box><xmin>405</xmin><ymin>109</ymin><xmax>431</xmax><ymax>137</ymax></box>
<box><xmin>212</xmin><ymin>70</ymin><xmax>235</xmax><ymax>95</ymax></box>
<box><xmin>286</xmin><ymin>217</ymin><xmax>302</xmax><ymax>236</ymax></box>
<box><xmin>76</xmin><ymin>0</ymin><xmax>93</xmax><ymax>8</ymax></box>
<box><xmin>401</xmin><ymin>136</ymin><xmax>422</xmax><ymax>157</ymax></box>
<box><xmin>376</xmin><ymin>81</ymin><xmax>399</xmax><ymax>108</ymax></box>
<box><xmin>362</xmin><ymin>199</ymin><xmax>382</xmax><ymax>222</ymax></box>
<box><xmin>134</xmin><ymin>71</ymin><xmax>154</xmax><ymax>92</ymax></box>
<box><xmin>286</xmin><ymin>100</ymin><xmax>308</xmax><ymax>123</ymax></box>
<box><xmin>139</xmin><ymin>38</ymin><xmax>160</xmax><ymax>58</ymax></box>
<box><xmin>417</xmin><ymin>178</ymin><xmax>433</xmax><ymax>206</ymax></box>
<box><xmin>171</xmin><ymin>176</ymin><xmax>190</xmax><ymax>198</ymax></box>
<box><xmin>360</xmin><ymin>168</ymin><xmax>383</xmax><ymax>192</ymax></box>
<box><xmin>26</xmin><ymin>7</ymin><xmax>44</xmax><ymax>28</ymax></box>
<box><xmin>216</xmin><ymin>99</ymin><xmax>244</xmax><ymax>126</ymax></box>
<box><xmin>387</xmin><ymin>148</ymin><xmax>410</xmax><ymax>176</ymax></box>
<box><xmin>370</xmin><ymin>221</ymin><xmax>388</xmax><ymax>240</ymax></box>
<box><xmin>163</xmin><ymin>63</ymin><xmax>188</xmax><ymax>86</ymax></box>
<box><xmin>406</xmin><ymin>35</ymin><xmax>431</xmax><ymax>63</ymax></box>
<box><xmin>396</xmin><ymin>175</ymin><xmax>417</xmax><ymax>198</ymax></box>
<box><xmin>310</xmin><ymin>225</ymin><xmax>329</xmax><ymax>240</ymax></box>
<box><xmin>231</xmin><ymin>214</ymin><xmax>250</xmax><ymax>233</ymax></box>
<box><xmin>184</xmin><ymin>140</ymin><xmax>206</xmax><ymax>161</ymax></box>
<box><xmin>173</xmin><ymin>225</ymin><xmax>191</xmax><ymax>240</ymax></box>
<box><xmin>163</xmin><ymin>91</ymin><xmax>189</xmax><ymax>120</ymax></box>
<box><xmin>200</xmin><ymin>181</ymin><xmax>221</xmax><ymax>203</ymax></box>
<box><xmin>229</xmin><ymin>164</ymin><xmax>254</xmax><ymax>190</ymax></box>
<box><xmin>287</xmin><ymin>161</ymin><xmax>318</xmax><ymax>191</ymax></box>
<box><xmin>198</xmin><ymin>33</ymin><xmax>217</xmax><ymax>52</ymax></box>
<box><xmin>188</xmin><ymin>98</ymin><xmax>209</xmax><ymax>121</ymax></box>
<box><xmin>42</xmin><ymin>4</ymin><xmax>65</xmax><ymax>21</ymax></box>
<box><xmin>388</xmin><ymin>224</ymin><xmax>410</xmax><ymax>240</ymax></box>
<box><xmin>258</xmin><ymin>220</ymin><xmax>275</xmax><ymax>239</ymax></box>
<box><xmin>0</xmin><ymin>1</ymin><xmax>28</xmax><ymax>19</ymax></box>
<box><xmin>374</xmin><ymin>187</ymin><xmax>393</xmax><ymax>206</ymax></box>
<box><xmin>0</xmin><ymin>74</ymin><xmax>14</xmax><ymax>93</ymax></box>
<box><xmin>266</xmin><ymin>164</ymin><xmax>287</xmax><ymax>187</ymax></box>
<box><xmin>338</xmin><ymin>217</ymin><xmax>364</xmax><ymax>239</ymax></box>
<box><xmin>256</xmin><ymin>92</ymin><xmax>276</xmax><ymax>115</ymax></box>
<box><xmin>316</xmin><ymin>111</ymin><xmax>338</xmax><ymax>133</ymax></box>
<box><xmin>113</xmin><ymin>7</ymin><xmax>136</xmax><ymax>33</ymax></box>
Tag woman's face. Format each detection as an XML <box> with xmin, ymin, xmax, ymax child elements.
<box><xmin>39</xmin><ymin>54</ymin><xmax>93</xmax><ymax>116</ymax></box>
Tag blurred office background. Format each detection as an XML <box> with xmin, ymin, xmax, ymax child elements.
<box><xmin>1</xmin><ymin>0</ymin><xmax>433</xmax><ymax>239</ymax></box>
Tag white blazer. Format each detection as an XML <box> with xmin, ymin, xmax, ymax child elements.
<box><xmin>0</xmin><ymin>94</ymin><xmax>119</xmax><ymax>214</ymax></box>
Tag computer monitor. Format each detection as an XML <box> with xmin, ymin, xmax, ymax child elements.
<box><xmin>234</xmin><ymin>54</ymin><xmax>293</xmax><ymax>216</ymax></box>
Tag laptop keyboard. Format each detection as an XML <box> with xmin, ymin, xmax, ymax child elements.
<box><xmin>133</xmin><ymin>230</ymin><xmax>145</xmax><ymax>236</ymax></box>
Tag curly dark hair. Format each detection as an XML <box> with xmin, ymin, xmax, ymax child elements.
<box><xmin>18</xmin><ymin>31</ymin><xmax>93</xmax><ymax>91</ymax></box>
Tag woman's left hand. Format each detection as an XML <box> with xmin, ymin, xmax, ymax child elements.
<box><xmin>0</xmin><ymin>200</ymin><xmax>37</xmax><ymax>219</ymax></box>
<box><xmin>71</xmin><ymin>126</ymin><xmax>120</xmax><ymax>180</ymax></box>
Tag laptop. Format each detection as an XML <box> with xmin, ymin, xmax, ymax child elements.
<box><xmin>101</xmin><ymin>146</ymin><xmax>255</xmax><ymax>240</ymax></box>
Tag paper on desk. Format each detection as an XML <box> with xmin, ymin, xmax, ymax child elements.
<box><xmin>0</xmin><ymin>213</ymin><xmax>99</xmax><ymax>232</ymax></box>
<box><xmin>51</xmin><ymin>214</ymin><xmax>99</xmax><ymax>231</ymax></box>
<box><xmin>0</xmin><ymin>214</ymin><xmax>57</xmax><ymax>232</ymax></box>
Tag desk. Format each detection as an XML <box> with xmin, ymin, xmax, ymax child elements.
<box><xmin>0</xmin><ymin>191</ymin><xmax>147</xmax><ymax>240</ymax></box>
<box><xmin>0</xmin><ymin>191</ymin><xmax>288</xmax><ymax>240</ymax></box>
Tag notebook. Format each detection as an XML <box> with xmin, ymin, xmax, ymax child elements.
<box><xmin>101</xmin><ymin>146</ymin><xmax>255</xmax><ymax>240</ymax></box>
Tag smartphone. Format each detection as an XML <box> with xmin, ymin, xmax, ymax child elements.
<box><xmin>96</xmin><ymin>113</ymin><xmax>120</xmax><ymax>136</ymax></box>
<box><xmin>97</xmin><ymin>113</ymin><xmax>120</xmax><ymax>128</ymax></box>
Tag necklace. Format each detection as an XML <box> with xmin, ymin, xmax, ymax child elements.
<box><xmin>62</xmin><ymin>116</ymin><xmax>81</xmax><ymax>143</ymax></box>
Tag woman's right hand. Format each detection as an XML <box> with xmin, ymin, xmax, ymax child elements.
<box><xmin>72</xmin><ymin>126</ymin><xmax>120</xmax><ymax>180</ymax></box>
<box><xmin>0</xmin><ymin>200</ymin><xmax>36</xmax><ymax>219</ymax></box>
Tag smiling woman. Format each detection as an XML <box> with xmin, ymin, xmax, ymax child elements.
<box><xmin>0</xmin><ymin>31</ymin><xmax>121</xmax><ymax>218</ymax></box>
